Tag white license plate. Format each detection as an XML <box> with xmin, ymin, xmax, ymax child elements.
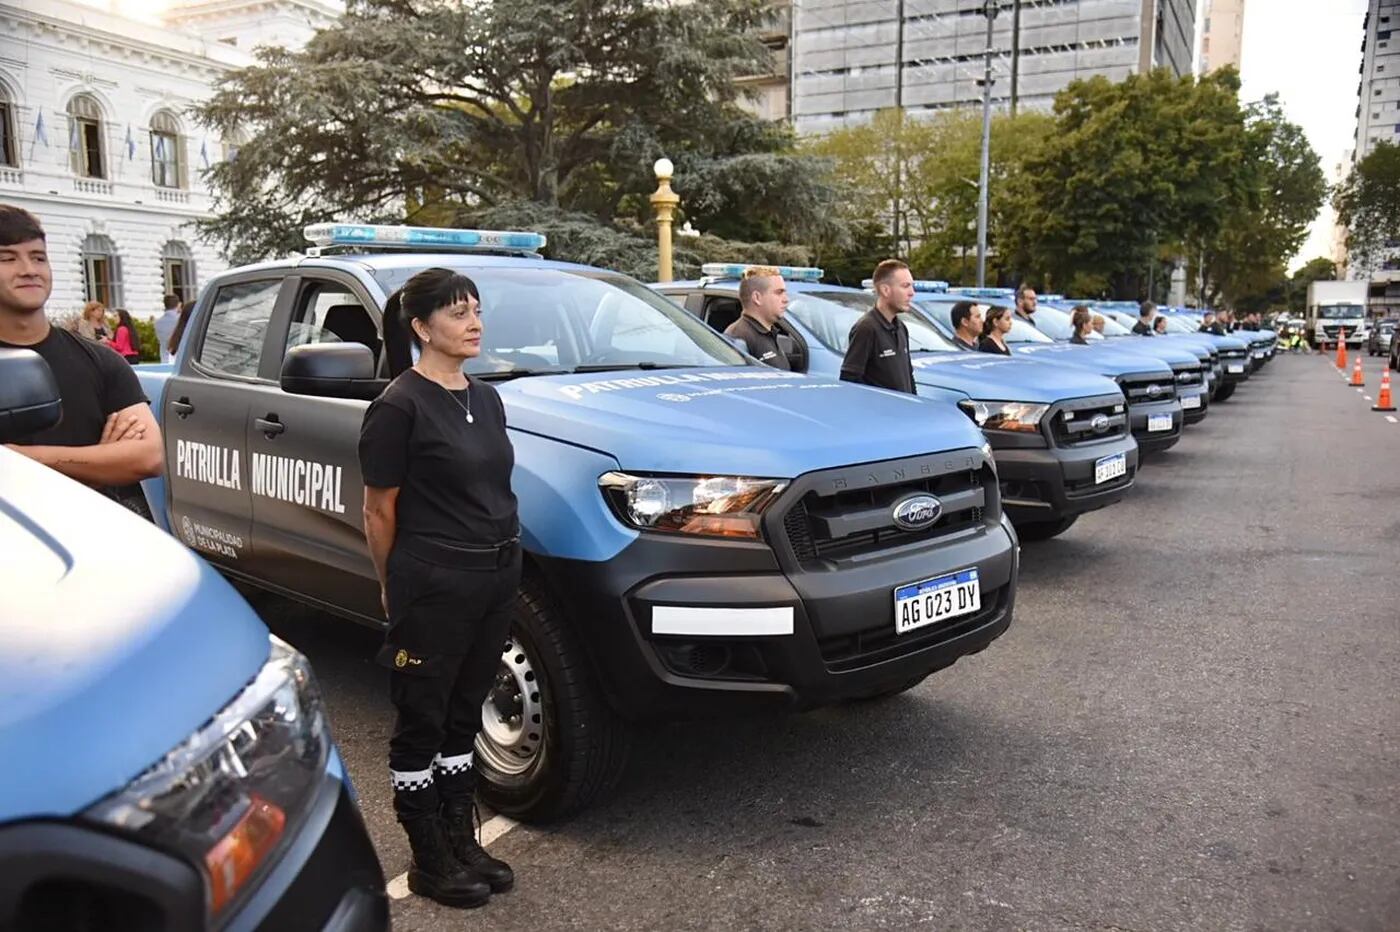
<box><xmin>1181</xmin><ymin>394</ymin><xmax>1201</xmax><ymax>410</ymax></box>
<box><xmin>1147</xmin><ymin>413</ymin><xmax>1173</xmax><ymax>432</ymax></box>
<box><xmin>1095</xmin><ymin>451</ymin><xmax>1126</xmax><ymax>484</ymax></box>
<box><xmin>1227</xmin><ymin>364</ymin><xmax>1244</xmax><ymax>373</ymax></box>
<box><xmin>895</xmin><ymin>568</ymin><xmax>981</xmax><ymax>635</ymax></box>
<box><xmin>1252</xmin><ymin>351</ymin><xmax>1265</xmax><ymax>359</ymax></box>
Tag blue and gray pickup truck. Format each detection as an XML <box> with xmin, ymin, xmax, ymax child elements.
<box><xmin>131</xmin><ymin>224</ymin><xmax>1020</xmax><ymax>821</ymax></box>
<box><xmin>655</xmin><ymin>268</ymin><xmax>1138</xmax><ymax>542</ymax></box>
<box><xmin>0</xmin><ymin>348</ymin><xmax>388</xmax><ymax>931</ymax></box>
<box><xmin>906</xmin><ymin>292</ymin><xmax>1187</xmax><ymax>456</ymax></box>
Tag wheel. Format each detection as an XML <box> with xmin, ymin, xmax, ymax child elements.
<box><xmin>1214</xmin><ymin>382</ymin><xmax>1236</xmax><ymax>403</ymax></box>
<box><xmin>1015</xmin><ymin>514</ymin><xmax>1079</xmax><ymax>541</ymax></box>
<box><xmin>475</xmin><ymin>574</ymin><xmax>631</xmax><ymax>822</ymax></box>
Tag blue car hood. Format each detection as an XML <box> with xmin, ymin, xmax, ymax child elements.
<box><xmin>1093</xmin><ymin>337</ymin><xmax>1200</xmax><ymax>366</ymax></box>
<box><xmin>908</xmin><ymin>352</ymin><xmax>1122</xmax><ymax>403</ymax></box>
<box><xmin>1002</xmin><ymin>342</ymin><xmax>1173</xmax><ymax>378</ymax></box>
<box><xmin>498</xmin><ymin>367</ymin><xmax>985</xmax><ymax>476</ymax></box>
<box><xmin>0</xmin><ymin>449</ymin><xmax>270</xmax><ymax>821</ymax></box>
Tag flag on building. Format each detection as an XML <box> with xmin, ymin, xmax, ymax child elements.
<box><xmin>125</xmin><ymin>125</ymin><xmax>136</xmax><ymax>160</ymax></box>
<box><xmin>199</xmin><ymin>139</ymin><xmax>210</xmax><ymax>169</ymax></box>
<box><xmin>33</xmin><ymin>110</ymin><xmax>48</xmax><ymax>147</ymax></box>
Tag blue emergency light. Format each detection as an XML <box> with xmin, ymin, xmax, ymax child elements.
<box><xmin>1039</xmin><ymin>293</ymin><xmax>1065</xmax><ymax>302</ymax></box>
<box><xmin>948</xmin><ymin>286</ymin><xmax>1016</xmax><ymax>299</ymax></box>
<box><xmin>700</xmin><ymin>263</ymin><xmax>824</xmax><ymax>282</ymax></box>
<box><xmin>303</xmin><ymin>223</ymin><xmax>547</xmax><ymax>253</ymax></box>
<box><xmin>857</xmin><ymin>279</ymin><xmax>948</xmax><ymax>293</ymax></box>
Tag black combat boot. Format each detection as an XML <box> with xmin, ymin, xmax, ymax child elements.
<box><xmin>442</xmin><ymin>799</ymin><xmax>515</xmax><ymax>893</ymax></box>
<box><xmin>402</xmin><ymin>814</ymin><xmax>492</xmax><ymax>908</ymax></box>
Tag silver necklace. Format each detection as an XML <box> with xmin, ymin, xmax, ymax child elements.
<box><xmin>418</xmin><ymin>368</ymin><xmax>473</xmax><ymax>423</ymax></box>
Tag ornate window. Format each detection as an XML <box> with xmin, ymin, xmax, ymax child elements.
<box><xmin>82</xmin><ymin>233</ymin><xmax>123</xmax><ymax>306</ymax></box>
<box><xmin>162</xmin><ymin>240</ymin><xmax>197</xmax><ymax>303</ymax></box>
<box><xmin>0</xmin><ymin>86</ymin><xmax>16</xmax><ymax>168</ymax></box>
<box><xmin>150</xmin><ymin>110</ymin><xmax>184</xmax><ymax>188</ymax></box>
<box><xmin>68</xmin><ymin>94</ymin><xmax>106</xmax><ymax>179</ymax></box>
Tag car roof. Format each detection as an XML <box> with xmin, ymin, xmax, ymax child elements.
<box><xmin>220</xmin><ymin>251</ymin><xmax>614</xmax><ymax>281</ymax></box>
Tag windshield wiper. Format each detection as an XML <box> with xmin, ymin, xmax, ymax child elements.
<box><xmin>473</xmin><ymin>368</ymin><xmax>570</xmax><ymax>381</ymax></box>
<box><xmin>570</xmin><ymin>362</ymin><xmax>697</xmax><ymax>373</ymax></box>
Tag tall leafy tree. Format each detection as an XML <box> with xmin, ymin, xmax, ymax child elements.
<box><xmin>196</xmin><ymin>0</ymin><xmax>839</xmax><ymax>262</ymax></box>
<box><xmin>1334</xmin><ymin>141</ymin><xmax>1400</xmax><ymax>277</ymax></box>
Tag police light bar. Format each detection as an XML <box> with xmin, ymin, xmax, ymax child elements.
<box><xmin>948</xmin><ymin>286</ymin><xmax>1016</xmax><ymax>299</ymax></box>
<box><xmin>700</xmin><ymin>263</ymin><xmax>823</xmax><ymax>282</ymax></box>
<box><xmin>1039</xmin><ymin>293</ymin><xmax>1065</xmax><ymax>302</ymax></box>
<box><xmin>303</xmin><ymin>223</ymin><xmax>547</xmax><ymax>253</ymax></box>
<box><xmin>857</xmin><ymin>279</ymin><xmax>948</xmax><ymax>293</ymax></box>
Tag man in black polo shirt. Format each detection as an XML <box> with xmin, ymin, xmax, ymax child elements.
<box><xmin>949</xmin><ymin>300</ymin><xmax>982</xmax><ymax>351</ymax></box>
<box><xmin>723</xmin><ymin>266</ymin><xmax>791</xmax><ymax>370</ymax></box>
<box><xmin>0</xmin><ymin>205</ymin><xmax>162</xmax><ymax>501</ymax></box>
<box><xmin>840</xmin><ymin>258</ymin><xmax>916</xmax><ymax>394</ymax></box>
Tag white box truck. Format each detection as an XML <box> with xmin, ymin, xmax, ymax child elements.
<box><xmin>1305</xmin><ymin>280</ymin><xmax>1369</xmax><ymax>349</ymax></box>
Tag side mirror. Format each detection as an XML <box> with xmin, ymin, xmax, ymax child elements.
<box><xmin>0</xmin><ymin>349</ymin><xmax>62</xmax><ymax>444</ymax></box>
<box><xmin>280</xmin><ymin>343</ymin><xmax>384</xmax><ymax>400</ymax></box>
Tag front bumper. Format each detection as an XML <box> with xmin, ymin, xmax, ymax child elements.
<box><xmin>1178</xmin><ymin>383</ymin><xmax>1209</xmax><ymax>424</ymax></box>
<box><xmin>546</xmin><ymin>463</ymin><xmax>1018</xmax><ymax>719</ymax></box>
<box><xmin>1128</xmin><ymin>399</ymin><xmax>1183</xmax><ymax>455</ymax></box>
<box><xmin>993</xmin><ymin>434</ymin><xmax>1138</xmax><ymax>523</ymax></box>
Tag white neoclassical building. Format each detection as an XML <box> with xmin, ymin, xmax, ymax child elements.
<box><xmin>0</xmin><ymin>0</ymin><xmax>340</xmax><ymax>319</ymax></box>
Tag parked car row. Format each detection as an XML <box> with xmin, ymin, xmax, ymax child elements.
<box><xmin>0</xmin><ymin>226</ymin><xmax>1276</xmax><ymax>928</ymax></box>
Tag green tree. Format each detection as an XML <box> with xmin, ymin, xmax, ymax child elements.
<box><xmin>196</xmin><ymin>0</ymin><xmax>839</xmax><ymax>263</ymax></box>
<box><xmin>1197</xmin><ymin>95</ymin><xmax>1326</xmax><ymax>309</ymax></box>
<box><xmin>1334</xmin><ymin>141</ymin><xmax>1400</xmax><ymax>277</ymax></box>
<box><xmin>1001</xmin><ymin>68</ymin><xmax>1251</xmax><ymax>298</ymax></box>
<box><xmin>1284</xmin><ymin>256</ymin><xmax>1337</xmax><ymax>314</ymax></box>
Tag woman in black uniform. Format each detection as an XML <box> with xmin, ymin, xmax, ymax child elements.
<box><xmin>359</xmin><ymin>268</ymin><xmax>519</xmax><ymax>909</ymax></box>
<box><xmin>978</xmin><ymin>305</ymin><xmax>1013</xmax><ymax>355</ymax></box>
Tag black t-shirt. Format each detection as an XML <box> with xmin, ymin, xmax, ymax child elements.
<box><xmin>978</xmin><ymin>337</ymin><xmax>1012</xmax><ymax>356</ymax></box>
<box><xmin>1132</xmin><ymin>321</ymin><xmax>1155</xmax><ymax>336</ymax></box>
<box><xmin>840</xmin><ymin>308</ymin><xmax>915</xmax><ymax>394</ymax></box>
<box><xmin>724</xmin><ymin>314</ymin><xmax>791</xmax><ymax>370</ymax></box>
<box><xmin>358</xmin><ymin>368</ymin><xmax>518</xmax><ymax>547</ymax></box>
<box><xmin>0</xmin><ymin>325</ymin><xmax>150</xmax><ymax>507</ymax></box>
<box><xmin>952</xmin><ymin>334</ymin><xmax>979</xmax><ymax>352</ymax></box>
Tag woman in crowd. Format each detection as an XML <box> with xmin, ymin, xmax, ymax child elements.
<box><xmin>105</xmin><ymin>308</ymin><xmax>142</xmax><ymax>363</ymax></box>
<box><xmin>358</xmin><ymin>268</ymin><xmax>519</xmax><ymax>910</ymax></box>
<box><xmin>978</xmin><ymin>305</ymin><xmax>1013</xmax><ymax>355</ymax></box>
<box><xmin>1070</xmin><ymin>305</ymin><xmax>1095</xmax><ymax>344</ymax></box>
<box><xmin>75</xmin><ymin>300</ymin><xmax>109</xmax><ymax>342</ymax></box>
<box><xmin>1153</xmin><ymin>315</ymin><xmax>1170</xmax><ymax>335</ymax></box>
<box><xmin>166</xmin><ymin>299</ymin><xmax>195</xmax><ymax>359</ymax></box>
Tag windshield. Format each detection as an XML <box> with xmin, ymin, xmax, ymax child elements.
<box><xmin>913</xmin><ymin>300</ymin><xmax>1055</xmax><ymax>344</ymax></box>
<box><xmin>371</xmin><ymin>264</ymin><xmax>746</xmax><ymax>374</ymax></box>
<box><xmin>1317</xmin><ymin>304</ymin><xmax>1365</xmax><ymax>319</ymax></box>
<box><xmin>1158</xmin><ymin>315</ymin><xmax>1196</xmax><ymax>335</ymax></box>
<box><xmin>788</xmin><ymin>291</ymin><xmax>961</xmax><ymax>354</ymax></box>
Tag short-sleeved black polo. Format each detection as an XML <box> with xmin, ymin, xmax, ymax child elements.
<box><xmin>724</xmin><ymin>314</ymin><xmax>791</xmax><ymax>370</ymax></box>
<box><xmin>839</xmin><ymin>308</ymin><xmax>916</xmax><ymax>394</ymax></box>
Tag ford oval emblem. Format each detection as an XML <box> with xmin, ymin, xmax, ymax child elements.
<box><xmin>892</xmin><ymin>494</ymin><xmax>943</xmax><ymax>531</ymax></box>
<box><xmin>1146</xmin><ymin>383</ymin><xmax>1163</xmax><ymax>397</ymax></box>
<box><xmin>1090</xmin><ymin>413</ymin><xmax>1110</xmax><ymax>434</ymax></box>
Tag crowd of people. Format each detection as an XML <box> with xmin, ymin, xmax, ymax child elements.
<box><xmin>64</xmin><ymin>292</ymin><xmax>195</xmax><ymax>365</ymax></box>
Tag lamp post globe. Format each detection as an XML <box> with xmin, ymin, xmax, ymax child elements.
<box><xmin>650</xmin><ymin>156</ymin><xmax>680</xmax><ymax>283</ymax></box>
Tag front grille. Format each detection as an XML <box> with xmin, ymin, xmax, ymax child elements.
<box><xmin>1049</xmin><ymin>397</ymin><xmax>1129</xmax><ymax>447</ymax></box>
<box><xmin>1120</xmin><ymin>373</ymin><xmax>1177</xmax><ymax>404</ymax></box>
<box><xmin>776</xmin><ymin>458</ymin><xmax>996</xmax><ymax>566</ymax></box>
<box><xmin>1172</xmin><ymin>363</ymin><xmax>1204</xmax><ymax>387</ymax></box>
<box><xmin>1222</xmin><ymin>348</ymin><xmax>1247</xmax><ymax>361</ymax></box>
<box><xmin>817</xmin><ymin>584</ymin><xmax>1009</xmax><ymax>670</ymax></box>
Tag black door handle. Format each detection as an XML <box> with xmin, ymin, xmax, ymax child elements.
<box><xmin>255</xmin><ymin>415</ymin><xmax>285</xmax><ymax>437</ymax></box>
<box><xmin>171</xmin><ymin>398</ymin><xmax>194</xmax><ymax>418</ymax></box>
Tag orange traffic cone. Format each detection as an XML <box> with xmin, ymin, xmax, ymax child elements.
<box><xmin>1336</xmin><ymin>329</ymin><xmax>1348</xmax><ymax>370</ymax></box>
<box><xmin>1374</xmin><ymin>369</ymin><xmax>1397</xmax><ymax>412</ymax></box>
<box><xmin>1351</xmin><ymin>355</ymin><xmax>1365</xmax><ymax>386</ymax></box>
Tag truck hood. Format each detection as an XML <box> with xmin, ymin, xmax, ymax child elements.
<box><xmin>498</xmin><ymin>366</ymin><xmax>986</xmax><ymax>475</ymax></box>
<box><xmin>909</xmin><ymin>352</ymin><xmax>1122</xmax><ymax>403</ymax></box>
<box><xmin>1094</xmin><ymin>337</ymin><xmax>1202</xmax><ymax>366</ymax></box>
<box><xmin>0</xmin><ymin>448</ymin><xmax>270</xmax><ymax>821</ymax></box>
<box><xmin>1003</xmin><ymin>342</ymin><xmax>1174</xmax><ymax>378</ymax></box>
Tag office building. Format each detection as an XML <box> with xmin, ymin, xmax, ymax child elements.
<box><xmin>1198</xmin><ymin>0</ymin><xmax>1245</xmax><ymax>73</ymax></box>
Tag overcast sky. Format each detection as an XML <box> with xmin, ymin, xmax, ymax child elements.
<box><xmin>1238</xmin><ymin>0</ymin><xmax>1369</xmax><ymax>271</ymax></box>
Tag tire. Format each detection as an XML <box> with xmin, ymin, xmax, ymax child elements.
<box><xmin>1214</xmin><ymin>382</ymin><xmax>1236</xmax><ymax>403</ymax></box>
<box><xmin>1016</xmin><ymin>514</ymin><xmax>1079</xmax><ymax>541</ymax></box>
<box><xmin>475</xmin><ymin>573</ymin><xmax>631</xmax><ymax>823</ymax></box>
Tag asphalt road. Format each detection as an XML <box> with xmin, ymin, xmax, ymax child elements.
<box><xmin>255</xmin><ymin>352</ymin><xmax>1400</xmax><ymax>931</ymax></box>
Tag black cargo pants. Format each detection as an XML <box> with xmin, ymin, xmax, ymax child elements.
<box><xmin>379</xmin><ymin>537</ymin><xmax>521</xmax><ymax>823</ymax></box>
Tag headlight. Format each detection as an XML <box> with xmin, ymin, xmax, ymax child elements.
<box><xmin>85</xmin><ymin>637</ymin><xmax>328</xmax><ymax>920</ymax></box>
<box><xmin>599</xmin><ymin>472</ymin><xmax>788</xmax><ymax>539</ymax></box>
<box><xmin>957</xmin><ymin>400</ymin><xmax>1049</xmax><ymax>433</ymax></box>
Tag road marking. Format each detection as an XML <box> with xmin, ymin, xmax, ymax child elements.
<box><xmin>1365</xmin><ymin>395</ymin><xmax>1373</xmax><ymax>401</ymax></box>
<box><xmin>1388</xmin><ymin>415</ymin><xmax>1398</xmax><ymax>424</ymax></box>
<box><xmin>386</xmin><ymin>814</ymin><xmax>520</xmax><ymax>900</ymax></box>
